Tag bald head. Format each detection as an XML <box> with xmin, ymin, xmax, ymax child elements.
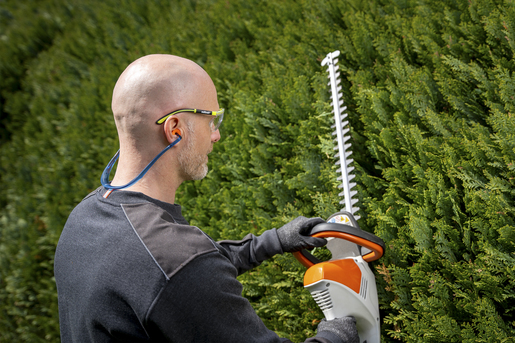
<box><xmin>111</xmin><ymin>54</ymin><xmax>218</xmax><ymax>149</ymax></box>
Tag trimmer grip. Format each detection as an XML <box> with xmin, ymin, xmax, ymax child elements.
<box><xmin>293</xmin><ymin>223</ymin><xmax>386</xmax><ymax>268</ymax></box>
<box><xmin>293</xmin><ymin>248</ymin><xmax>321</xmax><ymax>268</ymax></box>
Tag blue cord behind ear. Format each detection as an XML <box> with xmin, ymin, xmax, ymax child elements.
<box><xmin>101</xmin><ymin>135</ymin><xmax>182</xmax><ymax>191</ymax></box>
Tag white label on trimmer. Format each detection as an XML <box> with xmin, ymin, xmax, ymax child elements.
<box><xmin>328</xmin><ymin>214</ymin><xmax>351</xmax><ymax>225</ymax></box>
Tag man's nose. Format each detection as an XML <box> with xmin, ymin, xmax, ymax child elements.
<box><xmin>211</xmin><ymin>129</ymin><xmax>221</xmax><ymax>143</ymax></box>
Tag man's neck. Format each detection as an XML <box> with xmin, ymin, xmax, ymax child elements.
<box><xmin>109</xmin><ymin>155</ymin><xmax>183</xmax><ymax>204</ymax></box>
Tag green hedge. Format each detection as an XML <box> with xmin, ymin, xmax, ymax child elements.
<box><xmin>0</xmin><ymin>0</ymin><xmax>514</xmax><ymax>341</ymax></box>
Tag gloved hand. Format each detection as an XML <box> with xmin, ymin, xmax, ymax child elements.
<box><xmin>317</xmin><ymin>317</ymin><xmax>360</xmax><ymax>343</ymax></box>
<box><xmin>276</xmin><ymin>216</ymin><xmax>327</xmax><ymax>253</ymax></box>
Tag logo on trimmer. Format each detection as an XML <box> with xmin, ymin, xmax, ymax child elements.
<box><xmin>328</xmin><ymin>214</ymin><xmax>352</xmax><ymax>225</ymax></box>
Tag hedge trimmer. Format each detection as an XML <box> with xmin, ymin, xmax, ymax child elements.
<box><xmin>293</xmin><ymin>51</ymin><xmax>385</xmax><ymax>343</ymax></box>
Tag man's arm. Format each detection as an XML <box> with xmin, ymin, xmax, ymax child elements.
<box><xmin>217</xmin><ymin>217</ymin><xmax>326</xmax><ymax>275</ymax></box>
<box><xmin>217</xmin><ymin>229</ymin><xmax>283</xmax><ymax>275</ymax></box>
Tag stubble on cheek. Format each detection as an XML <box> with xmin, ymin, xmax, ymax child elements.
<box><xmin>177</xmin><ymin>138</ymin><xmax>209</xmax><ymax>180</ymax></box>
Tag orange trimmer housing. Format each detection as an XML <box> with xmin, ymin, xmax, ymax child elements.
<box><xmin>293</xmin><ymin>213</ymin><xmax>385</xmax><ymax>343</ymax></box>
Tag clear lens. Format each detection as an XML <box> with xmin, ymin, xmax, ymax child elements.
<box><xmin>210</xmin><ymin>110</ymin><xmax>224</xmax><ymax>131</ymax></box>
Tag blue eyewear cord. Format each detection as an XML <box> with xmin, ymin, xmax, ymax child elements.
<box><xmin>101</xmin><ymin>134</ymin><xmax>182</xmax><ymax>194</ymax></box>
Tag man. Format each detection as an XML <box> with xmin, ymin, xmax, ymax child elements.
<box><xmin>54</xmin><ymin>54</ymin><xmax>359</xmax><ymax>343</ymax></box>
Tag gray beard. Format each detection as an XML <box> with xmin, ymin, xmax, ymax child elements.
<box><xmin>177</xmin><ymin>123</ymin><xmax>209</xmax><ymax>181</ymax></box>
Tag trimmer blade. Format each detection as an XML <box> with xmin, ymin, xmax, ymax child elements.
<box><xmin>322</xmin><ymin>51</ymin><xmax>360</xmax><ymax>220</ymax></box>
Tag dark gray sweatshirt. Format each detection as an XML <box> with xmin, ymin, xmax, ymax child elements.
<box><xmin>54</xmin><ymin>187</ymin><xmax>342</xmax><ymax>343</ymax></box>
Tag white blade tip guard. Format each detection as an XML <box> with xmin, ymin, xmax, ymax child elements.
<box><xmin>322</xmin><ymin>51</ymin><xmax>360</xmax><ymax>220</ymax></box>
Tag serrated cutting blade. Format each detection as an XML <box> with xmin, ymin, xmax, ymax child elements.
<box><xmin>321</xmin><ymin>51</ymin><xmax>360</xmax><ymax>220</ymax></box>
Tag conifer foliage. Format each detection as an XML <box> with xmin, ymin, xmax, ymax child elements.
<box><xmin>0</xmin><ymin>0</ymin><xmax>513</xmax><ymax>341</ymax></box>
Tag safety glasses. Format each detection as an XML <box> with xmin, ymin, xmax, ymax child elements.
<box><xmin>155</xmin><ymin>108</ymin><xmax>224</xmax><ymax>131</ymax></box>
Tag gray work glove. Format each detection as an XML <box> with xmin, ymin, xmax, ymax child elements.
<box><xmin>276</xmin><ymin>216</ymin><xmax>327</xmax><ymax>253</ymax></box>
<box><xmin>317</xmin><ymin>317</ymin><xmax>360</xmax><ymax>343</ymax></box>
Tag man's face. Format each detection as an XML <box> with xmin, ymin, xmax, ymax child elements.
<box><xmin>177</xmin><ymin>120</ymin><xmax>211</xmax><ymax>180</ymax></box>
<box><xmin>175</xmin><ymin>75</ymin><xmax>221</xmax><ymax>181</ymax></box>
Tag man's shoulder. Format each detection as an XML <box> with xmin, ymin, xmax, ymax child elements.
<box><xmin>121</xmin><ymin>202</ymin><xmax>219</xmax><ymax>279</ymax></box>
<box><xmin>82</xmin><ymin>186</ymin><xmax>102</xmax><ymax>202</ymax></box>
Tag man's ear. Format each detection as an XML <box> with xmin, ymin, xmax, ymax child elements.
<box><xmin>163</xmin><ymin>116</ymin><xmax>182</xmax><ymax>144</ymax></box>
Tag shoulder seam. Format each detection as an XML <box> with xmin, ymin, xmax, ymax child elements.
<box><xmin>194</xmin><ymin>227</ymin><xmax>219</xmax><ymax>251</ymax></box>
<box><xmin>168</xmin><ymin>247</ymin><xmax>218</xmax><ymax>279</ymax></box>
<box><xmin>121</xmin><ymin>203</ymin><xmax>220</xmax><ymax>280</ymax></box>
<box><xmin>121</xmin><ymin>204</ymin><xmax>170</xmax><ymax>281</ymax></box>
<box><xmin>143</xmin><ymin>249</ymin><xmax>224</xmax><ymax>328</ymax></box>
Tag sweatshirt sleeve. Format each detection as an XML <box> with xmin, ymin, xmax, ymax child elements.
<box><xmin>217</xmin><ymin>228</ymin><xmax>285</xmax><ymax>275</ymax></box>
<box><xmin>144</xmin><ymin>251</ymin><xmax>341</xmax><ymax>343</ymax></box>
